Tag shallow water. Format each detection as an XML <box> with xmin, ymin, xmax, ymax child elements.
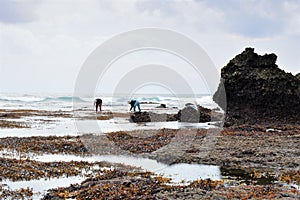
<box><xmin>1</xmin><ymin>152</ymin><xmax>221</xmax><ymax>199</ymax></box>
<box><xmin>221</xmin><ymin>167</ymin><xmax>276</xmax><ymax>185</ymax></box>
<box><xmin>3</xmin><ymin>176</ymin><xmax>85</xmax><ymax>199</ymax></box>
<box><xmin>34</xmin><ymin>154</ymin><xmax>222</xmax><ymax>183</ymax></box>
<box><xmin>0</xmin><ymin>115</ymin><xmax>215</xmax><ymax>138</ymax></box>
<box><xmin>0</xmin><ymin>149</ymin><xmax>221</xmax><ymax>183</ymax></box>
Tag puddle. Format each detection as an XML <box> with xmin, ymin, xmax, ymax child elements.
<box><xmin>157</xmin><ymin>163</ymin><xmax>221</xmax><ymax>183</ymax></box>
<box><xmin>34</xmin><ymin>154</ymin><xmax>221</xmax><ymax>183</ymax></box>
<box><xmin>2</xmin><ymin>153</ymin><xmax>295</xmax><ymax>199</ymax></box>
<box><xmin>2</xmin><ymin>176</ymin><xmax>85</xmax><ymax>199</ymax></box>
<box><xmin>0</xmin><ymin>151</ymin><xmax>221</xmax><ymax>183</ymax></box>
<box><xmin>221</xmin><ymin>167</ymin><xmax>276</xmax><ymax>186</ymax></box>
<box><xmin>1</xmin><ymin>150</ymin><xmax>289</xmax><ymax>187</ymax></box>
<box><xmin>0</xmin><ymin>149</ymin><xmax>29</xmax><ymax>159</ymax></box>
<box><xmin>280</xmin><ymin>182</ymin><xmax>299</xmax><ymax>190</ymax></box>
<box><xmin>1</xmin><ymin>153</ymin><xmax>221</xmax><ymax>199</ymax></box>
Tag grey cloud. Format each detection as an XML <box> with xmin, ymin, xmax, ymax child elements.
<box><xmin>135</xmin><ymin>0</ymin><xmax>290</xmax><ymax>38</ymax></box>
<box><xmin>0</xmin><ymin>0</ymin><xmax>39</xmax><ymax>24</ymax></box>
<box><xmin>228</xmin><ymin>13</ymin><xmax>285</xmax><ymax>38</ymax></box>
<box><xmin>203</xmin><ymin>0</ymin><xmax>293</xmax><ymax>38</ymax></box>
<box><xmin>136</xmin><ymin>0</ymin><xmax>177</xmax><ymax>16</ymax></box>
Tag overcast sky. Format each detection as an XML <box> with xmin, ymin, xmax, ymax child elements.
<box><xmin>0</xmin><ymin>0</ymin><xmax>299</xmax><ymax>94</ymax></box>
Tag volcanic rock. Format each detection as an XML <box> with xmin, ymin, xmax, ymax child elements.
<box><xmin>130</xmin><ymin>112</ymin><xmax>151</xmax><ymax>123</ymax></box>
<box><xmin>130</xmin><ymin>112</ymin><xmax>178</xmax><ymax>123</ymax></box>
<box><xmin>178</xmin><ymin>105</ymin><xmax>199</xmax><ymax>123</ymax></box>
<box><xmin>130</xmin><ymin>107</ymin><xmax>214</xmax><ymax>123</ymax></box>
<box><xmin>178</xmin><ymin>105</ymin><xmax>211</xmax><ymax>123</ymax></box>
<box><xmin>213</xmin><ymin>47</ymin><xmax>300</xmax><ymax>126</ymax></box>
<box><xmin>156</xmin><ymin>104</ymin><xmax>167</xmax><ymax>108</ymax></box>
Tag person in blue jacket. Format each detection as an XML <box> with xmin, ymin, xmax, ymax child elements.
<box><xmin>129</xmin><ymin>99</ymin><xmax>141</xmax><ymax>112</ymax></box>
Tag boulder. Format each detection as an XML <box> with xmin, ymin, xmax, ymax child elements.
<box><xmin>156</xmin><ymin>104</ymin><xmax>167</xmax><ymax>108</ymax></box>
<box><xmin>213</xmin><ymin>47</ymin><xmax>300</xmax><ymax>126</ymax></box>
<box><xmin>177</xmin><ymin>104</ymin><xmax>211</xmax><ymax>123</ymax></box>
<box><xmin>130</xmin><ymin>105</ymin><xmax>215</xmax><ymax>123</ymax></box>
<box><xmin>130</xmin><ymin>112</ymin><xmax>151</xmax><ymax>123</ymax></box>
<box><xmin>198</xmin><ymin>105</ymin><xmax>212</xmax><ymax>122</ymax></box>
<box><xmin>130</xmin><ymin>112</ymin><xmax>178</xmax><ymax>123</ymax></box>
<box><xmin>178</xmin><ymin>105</ymin><xmax>199</xmax><ymax>123</ymax></box>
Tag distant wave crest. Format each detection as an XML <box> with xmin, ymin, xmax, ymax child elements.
<box><xmin>139</xmin><ymin>96</ymin><xmax>178</xmax><ymax>103</ymax></box>
<box><xmin>43</xmin><ymin>96</ymin><xmax>86</xmax><ymax>102</ymax></box>
<box><xmin>0</xmin><ymin>96</ymin><xmax>86</xmax><ymax>103</ymax></box>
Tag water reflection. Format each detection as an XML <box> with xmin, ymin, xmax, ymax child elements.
<box><xmin>35</xmin><ymin>154</ymin><xmax>221</xmax><ymax>183</ymax></box>
<box><xmin>3</xmin><ymin>176</ymin><xmax>84</xmax><ymax>199</ymax></box>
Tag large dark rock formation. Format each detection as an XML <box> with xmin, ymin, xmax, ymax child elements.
<box><xmin>213</xmin><ymin>47</ymin><xmax>300</xmax><ymax>126</ymax></box>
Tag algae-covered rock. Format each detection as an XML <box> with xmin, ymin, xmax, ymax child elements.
<box><xmin>213</xmin><ymin>47</ymin><xmax>300</xmax><ymax>126</ymax></box>
<box><xmin>130</xmin><ymin>112</ymin><xmax>178</xmax><ymax>123</ymax></box>
<box><xmin>130</xmin><ymin>105</ymin><xmax>212</xmax><ymax>123</ymax></box>
<box><xmin>130</xmin><ymin>112</ymin><xmax>151</xmax><ymax>123</ymax></box>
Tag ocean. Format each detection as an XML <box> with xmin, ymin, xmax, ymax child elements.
<box><xmin>0</xmin><ymin>93</ymin><xmax>218</xmax><ymax>111</ymax></box>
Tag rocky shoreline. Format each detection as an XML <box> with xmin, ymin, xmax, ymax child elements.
<box><xmin>0</xmin><ymin>125</ymin><xmax>299</xmax><ymax>199</ymax></box>
<box><xmin>0</xmin><ymin>48</ymin><xmax>299</xmax><ymax>199</ymax></box>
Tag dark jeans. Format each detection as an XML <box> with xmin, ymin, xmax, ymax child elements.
<box><xmin>96</xmin><ymin>102</ymin><xmax>102</xmax><ymax>112</ymax></box>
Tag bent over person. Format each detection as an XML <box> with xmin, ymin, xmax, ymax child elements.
<box><xmin>129</xmin><ymin>99</ymin><xmax>141</xmax><ymax>112</ymax></box>
<box><xmin>94</xmin><ymin>98</ymin><xmax>102</xmax><ymax>112</ymax></box>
